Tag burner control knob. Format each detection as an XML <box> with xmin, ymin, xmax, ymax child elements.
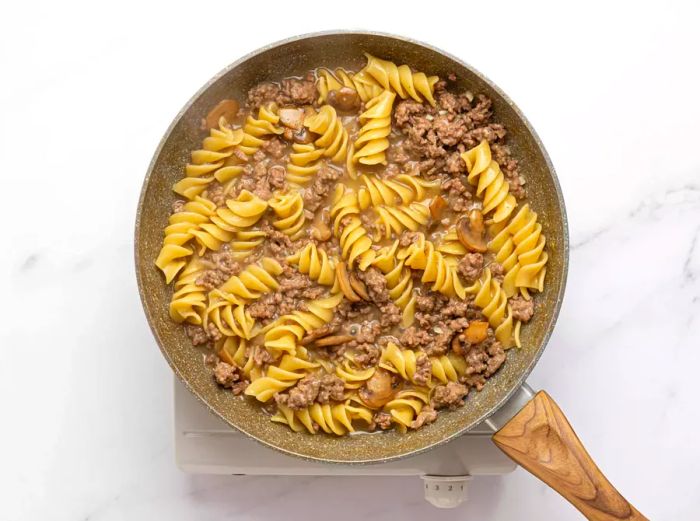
<box><xmin>421</xmin><ymin>475</ymin><xmax>472</xmax><ymax>509</ymax></box>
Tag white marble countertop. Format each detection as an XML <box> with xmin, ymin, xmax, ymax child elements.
<box><xmin>2</xmin><ymin>1</ymin><xmax>700</xmax><ymax>519</ymax></box>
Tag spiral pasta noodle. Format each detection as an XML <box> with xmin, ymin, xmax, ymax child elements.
<box><xmin>272</xmin><ymin>400</ymin><xmax>374</xmax><ymax>435</ymax></box>
<box><xmin>212</xmin><ymin>257</ymin><xmax>283</xmax><ymax>301</ymax></box>
<box><xmin>374</xmin><ymin>202</ymin><xmax>431</xmax><ymax>240</ymax></box>
<box><xmin>216</xmin><ymin>336</ymin><xmax>263</xmax><ymax>382</ymax></box>
<box><xmin>245</xmin><ymin>353</ymin><xmax>320</xmax><ymax>402</ymax></box>
<box><xmin>352</xmin><ymin>90</ymin><xmax>395</xmax><ymax>166</ymax></box>
<box><xmin>462</xmin><ymin>140</ymin><xmax>518</xmax><ymax>224</ymax></box>
<box><xmin>378</xmin><ymin>342</ymin><xmax>426</xmax><ymax>385</ymax></box>
<box><xmin>304</xmin><ymin>105</ymin><xmax>349</xmax><ymax>163</ymax></box>
<box><xmin>228</xmin><ymin>230</ymin><xmax>266</xmax><ymax>261</ymax></box>
<box><xmin>437</xmin><ymin>226</ymin><xmax>468</xmax><ymax>257</ymax></box>
<box><xmin>155</xmin><ymin>196</ymin><xmax>217</xmax><ymax>283</ymax></box>
<box><xmin>465</xmin><ymin>268</ymin><xmax>516</xmax><ymax>348</ymax></box>
<box><xmin>335</xmin><ymin>358</ymin><xmax>377</xmax><ymax>390</ymax></box>
<box><xmin>398</xmin><ymin>233</ymin><xmax>466</xmax><ymax>299</ymax></box>
<box><xmin>357</xmin><ymin>174</ymin><xmax>438</xmax><ymax>210</ymax></box>
<box><xmin>316</xmin><ymin>67</ymin><xmax>384</xmax><ymax>104</ymax></box>
<box><xmin>262</xmin><ymin>293</ymin><xmax>344</xmax><ymax>357</ymax></box>
<box><xmin>269</xmin><ymin>190</ymin><xmax>306</xmax><ymax>240</ymax></box>
<box><xmin>286</xmin><ymin>143</ymin><xmax>325</xmax><ymax>187</ymax></box>
<box><xmin>339</xmin><ymin>216</ymin><xmax>376</xmax><ymax>270</ymax></box>
<box><xmin>169</xmin><ymin>257</ymin><xmax>207</xmax><ymax>325</ymax></box>
<box><xmin>173</xmin><ymin>117</ymin><xmax>246</xmax><ymax>200</ymax></box>
<box><xmin>383</xmin><ymin>389</ymin><xmax>431</xmax><ymax>433</ymax></box>
<box><xmin>209</xmin><ymin>189</ymin><xmax>268</xmax><ymax>232</ymax></box>
<box><xmin>330</xmin><ymin>184</ymin><xmax>361</xmax><ymax>235</ymax></box>
<box><xmin>364</xmin><ymin>54</ymin><xmax>439</xmax><ymax>107</ymax></box>
<box><xmin>488</xmin><ymin>204</ymin><xmax>548</xmax><ymax>298</ymax></box>
<box><xmin>286</xmin><ymin>242</ymin><xmax>337</xmax><ymax>286</ymax></box>
<box><xmin>373</xmin><ymin>241</ymin><xmax>416</xmax><ymax>326</ymax></box>
<box><xmin>237</xmin><ymin>102</ymin><xmax>283</xmax><ymax>157</ymax></box>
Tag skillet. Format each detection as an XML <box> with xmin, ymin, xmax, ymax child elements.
<box><xmin>135</xmin><ymin>31</ymin><xmax>646</xmax><ymax>520</ymax></box>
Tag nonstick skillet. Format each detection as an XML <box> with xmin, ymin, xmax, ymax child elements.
<box><xmin>135</xmin><ymin>31</ymin><xmax>646</xmax><ymax>520</ymax></box>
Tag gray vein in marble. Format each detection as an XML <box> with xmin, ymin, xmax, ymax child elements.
<box><xmin>20</xmin><ymin>253</ymin><xmax>39</xmax><ymax>271</ymax></box>
<box><xmin>683</xmin><ymin>225</ymin><xmax>700</xmax><ymax>283</ymax></box>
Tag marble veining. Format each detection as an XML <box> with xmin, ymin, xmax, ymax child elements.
<box><xmin>2</xmin><ymin>2</ymin><xmax>700</xmax><ymax>520</ymax></box>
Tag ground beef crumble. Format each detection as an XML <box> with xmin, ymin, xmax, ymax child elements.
<box><xmin>432</xmin><ymin>382</ymin><xmax>469</xmax><ymax>409</ymax></box>
<box><xmin>275</xmin><ymin>373</ymin><xmax>345</xmax><ymax>410</ymax></box>
<box><xmin>213</xmin><ymin>361</ymin><xmax>248</xmax><ymax>395</ymax></box>
<box><xmin>196</xmin><ymin>244</ymin><xmax>242</xmax><ymax>291</ymax></box>
<box><xmin>247</xmin><ymin>73</ymin><xmax>317</xmax><ymax>109</ymax></box>
<box><xmin>458</xmin><ymin>253</ymin><xmax>484</xmax><ymax>283</ymax></box>
<box><xmin>510</xmin><ymin>296</ymin><xmax>535</xmax><ymax>323</ymax></box>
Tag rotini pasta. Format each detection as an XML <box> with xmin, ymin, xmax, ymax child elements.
<box><xmin>465</xmin><ymin>268</ymin><xmax>516</xmax><ymax>348</ymax></box>
<box><xmin>372</xmin><ymin>241</ymin><xmax>416</xmax><ymax>326</ymax></box>
<box><xmin>488</xmin><ymin>204</ymin><xmax>548</xmax><ymax>298</ymax></box>
<box><xmin>304</xmin><ymin>105</ymin><xmax>349</xmax><ymax>163</ymax></box>
<box><xmin>339</xmin><ymin>216</ymin><xmax>376</xmax><ymax>270</ymax></box>
<box><xmin>173</xmin><ymin>117</ymin><xmax>245</xmax><ymax>200</ymax></box>
<box><xmin>352</xmin><ymin>90</ymin><xmax>395</xmax><ymax>165</ymax></box>
<box><xmin>213</xmin><ymin>257</ymin><xmax>283</xmax><ymax>301</ymax></box>
<box><xmin>374</xmin><ymin>201</ymin><xmax>431</xmax><ymax>239</ymax></box>
<box><xmin>397</xmin><ymin>233</ymin><xmax>466</xmax><ymax>299</ymax></box>
<box><xmin>209</xmin><ymin>189</ymin><xmax>268</xmax><ymax>232</ymax></box>
<box><xmin>272</xmin><ymin>400</ymin><xmax>374</xmax><ymax>435</ymax></box>
<box><xmin>269</xmin><ymin>190</ymin><xmax>306</xmax><ymax>240</ymax></box>
<box><xmin>262</xmin><ymin>293</ymin><xmax>344</xmax><ymax>357</ymax></box>
<box><xmin>357</xmin><ymin>174</ymin><xmax>438</xmax><ymax>210</ymax></box>
<box><xmin>462</xmin><ymin>140</ymin><xmax>518</xmax><ymax>224</ymax></box>
<box><xmin>286</xmin><ymin>143</ymin><xmax>324</xmax><ymax>187</ymax></box>
<box><xmin>364</xmin><ymin>54</ymin><xmax>439</xmax><ymax>107</ymax></box>
<box><xmin>169</xmin><ymin>257</ymin><xmax>207</xmax><ymax>325</ymax></box>
<box><xmin>383</xmin><ymin>389</ymin><xmax>431</xmax><ymax>433</ymax></box>
<box><xmin>228</xmin><ymin>230</ymin><xmax>266</xmax><ymax>261</ymax></box>
<box><xmin>237</xmin><ymin>102</ymin><xmax>283</xmax><ymax>157</ymax></box>
<box><xmin>155</xmin><ymin>196</ymin><xmax>217</xmax><ymax>283</ymax></box>
<box><xmin>316</xmin><ymin>67</ymin><xmax>384</xmax><ymax>104</ymax></box>
<box><xmin>286</xmin><ymin>242</ymin><xmax>337</xmax><ymax>286</ymax></box>
<box><xmin>245</xmin><ymin>353</ymin><xmax>320</xmax><ymax>402</ymax></box>
<box><xmin>216</xmin><ymin>336</ymin><xmax>263</xmax><ymax>381</ymax></box>
<box><xmin>330</xmin><ymin>184</ymin><xmax>361</xmax><ymax>235</ymax></box>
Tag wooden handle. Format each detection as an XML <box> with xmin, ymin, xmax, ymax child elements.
<box><xmin>492</xmin><ymin>391</ymin><xmax>647</xmax><ymax>521</ymax></box>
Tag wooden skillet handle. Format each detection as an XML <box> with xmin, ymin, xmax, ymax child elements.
<box><xmin>492</xmin><ymin>391</ymin><xmax>647</xmax><ymax>521</ymax></box>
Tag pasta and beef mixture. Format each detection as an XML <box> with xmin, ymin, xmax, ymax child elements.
<box><xmin>156</xmin><ymin>54</ymin><xmax>548</xmax><ymax>435</ymax></box>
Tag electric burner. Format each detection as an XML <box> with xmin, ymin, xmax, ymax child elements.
<box><xmin>174</xmin><ymin>379</ymin><xmax>516</xmax><ymax>508</ymax></box>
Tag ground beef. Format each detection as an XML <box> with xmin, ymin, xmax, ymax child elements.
<box><xmin>461</xmin><ymin>124</ymin><xmax>507</xmax><ymax>150</ymax></box>
<box><xmin>491</xmin><ymin>143</ymin><xmax>525</xmax><ymax>199</ymax></box>
<box><xmin>213</xmin><ymin>361</ymin><xmax>242</xmax><ymax>388</ymax></box>
<box><xmin>415</xmin><ymin>294</ymin><xmax>436</xmax><ymax>312</ymax></box>
<box><xmin>441</xmin><ymin>177</ymin><xmax>472</xmax><ymax>212</ymax></box>
<box><xmin>317</xmin><ymin>374</ymin><xmax>345</xmax><ymax>403</ymax></box>
<box><xmin>387</xmin><ymin>141</ymin><xmax>412</xmax><ymax>164</ymax></box>
<box><xmin>400</xmin><ymin>326</ymin><xmax>432</xmax><ymax>349</ymax></box>
<box><xmin>372</xmin><ymin>411</ymin><xmax>393</xmax><ymax>431</ymax></box>
<box><xmin>353</xmin><ymin>321</ymin><xmax>382</xmax><ymax>344</ymax></box>
<box><xmin>413</xmin><ymin>352</ymin><xmax>432</xmax><ymax>386</ymax></box>
<box><xmin>510</xmin><ymin>296</ymin><xmax>535</xmax><ymax>323</ymax></box>
<box><xmin>205</xmin><ymin>181</ymin><xmax>227</xmax><ymax>207</ymax></box>
<box><xmin>196</xmin><ymin>244</ymin><xmax>242</xmax><ymax>290</ymax></box>
<box><xmin>248</xmin><ymin>294</ymin><xmax>277</xmax><ymax>321</ymax></box>
<box><xmin>445</xmin><ymin>151</ymin><xmax>467</xmax><ymax>174</ymax></box>
<box><xmin>253</xmin><ymin>346</ymin><xmax>274</xmax><ymax>366</ymax></box>
<box><xmin>281</xmin><ymin>375</ymin><xmax>320</xmax><ymax>409</ymax></box>
<box><xmin>489</xmin><ymin>262</ymin><xmax>505</xmax><ymax>282</ymax></box>
<box><xmin>357</xmin><ymin>267</ymin><xmax>390</xmax><ymax>303</ymax></box>
<box><xmin>432</xmin><ymin>382</ymin><xmax>469</xmax><ymax>409</ymax></box>
<box><xmin>185</xmin><ymin>324</ymin><xmax>209</xmax><ymax>346</ymax></box>
<box><xmin>379</xmin><ymin>302</ymin><xmax>402</xmax><ymax>328</ymax></box>
<box><xmin>410</xmin><ymin>406</ymin><xmax>438</xmax><ymax>429</ymax></box>
<box><xmin>303</xmin><ymin>164</ymin><xmax>342</xmax><ymax>212</ymax></box>
<box><xmin>268</xmin><ymin>165</ymin><xmax>287</xmax><ymax>191</ymax></box>
<box><xmin>354</xmin><ymin>342</ymin><xmax>381</xmax><ymax>367</ymax></box>
<box><xmin>461</xmin><ymin>336</ymin><xmax>506</xmax><ymax>391</ymax></box>
<box><xmin>458</xmin><ymin>253</ymin><xmax>484</xmax><ymax>283</ymax></box>
<box><xmin>399</xmin><ymin>231</ymin><xmax>422</xmax><ymax>248</ymax></box>
<box><xmin>171</xmin><ymin>199</ymin><xmax>185</xmax><ymax>213</ymax></box>
<box><xmin>263</xmin><ymin>138</ymin><xmax>286</xmax><ymax>159</ymax></box>
<box><xmin>247</xmin><ymin>74</ymin><xmax>317</xmax><ymax>109</ymax></box>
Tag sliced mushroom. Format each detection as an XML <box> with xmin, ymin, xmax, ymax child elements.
<box><xmin>310</xmin><ymin>208</ymin><xmax>331</xmax><ymax>241</ymax></box>
<box><xmin>349</xmin><ymin>273</ymin><xmax>371</xmax><ymax>301</ymax></box>
<box><xmin>336</xmin><ymin>262</ymin><xmax>361</xmax><ymax>302</ymax></box>
<box><xmin>202</xmin><ymin>99</ymin><xmax>240</xmax><ymax>130</ymax></box>
<box><xmin>359</xmin><ymin>369</ymin><xmax>396</xmax><ymax>409</ymax></box>
<box><xmin>314</xmin><ymin>335</ymin><xmax>354</xmax><ymax>347</ymax></box>
<box><xmin>279</xmin><ymin>107</ymin><xmax>305</xmax><ymax>130</ymax></box>
<box><xmin>456</xmin><ymin>209</ymin><xmax>487</xmax><ymax>253</ymax></box>
<box><xmin>464</xmin><ymin>320</ymin><xmax>489</xmax><ymax>344</ymax></box>
<box><xmin>292</xmin><ymin>127</ymin><xmax>315</xmax><ymax>144</ymax></box>
<box><xmin>300</xmin><ymin>324</ymin><xmax>339</xmax><ymax>346</ymax></box>
<box><xmin>429</xmin><ymin>195</ymin><xmax>447</xmax><ymax>220</ymax></box>
<box><xmin>327</xmin><ymin>87</ymin><xmax>360</xmax><ymax>112</ymax></box>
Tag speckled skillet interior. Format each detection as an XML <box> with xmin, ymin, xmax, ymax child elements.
<box><xmin>135</xmin><ymin>31</ymin><xmax>568</xmax><ymax>464</ymax></box>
